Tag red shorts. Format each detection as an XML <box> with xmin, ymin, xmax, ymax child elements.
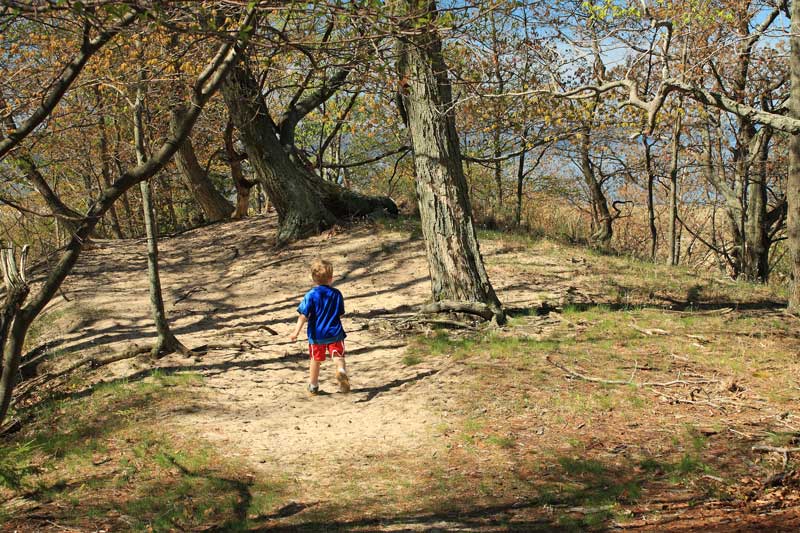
<box><xmin>308</xmin><ymin>341</ymin><xmax>345</xmax><ymax>361</ymax></box>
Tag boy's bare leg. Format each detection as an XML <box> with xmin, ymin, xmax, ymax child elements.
<box><xmin>310</xmin><ymin>359</ymin><xmax>321</xmax><ymax>387</ymax></box>
<box><xmin>334</xmin><ymin>356</ymin><xmax>350</xmax><ymax>393</ymax></box>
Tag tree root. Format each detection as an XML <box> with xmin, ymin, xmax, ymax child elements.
<box><xmin>153</xmin><ymin>332</ymin><xmax>192</xmax><ymax>359</ymax></box>
<box><xmin>419</xmin><ymin>300</ymin><xmax>496</xmax><ymax>321</ymax></box>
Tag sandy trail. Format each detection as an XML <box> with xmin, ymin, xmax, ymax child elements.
<box><xmin>33</xmin><ymin>215</ymin><xmax>584</xmax><ymax>481</ymax></box>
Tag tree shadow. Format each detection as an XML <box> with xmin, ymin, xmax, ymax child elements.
<box><xmin>353</xmin><ymin>369</ymin><xmax>438</xmax><ymax>403</ymax></box>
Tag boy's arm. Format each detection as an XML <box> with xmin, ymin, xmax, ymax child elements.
<box><xmin>290</xmin><ymin>314</ymin><xmax>307</xmax><ymax>342</ymax></box>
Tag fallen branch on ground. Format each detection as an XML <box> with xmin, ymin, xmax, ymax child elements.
<box><xmin>414</xmin><ymin>318</ymin><xmax>477</xmax><ymax>330</ymax></box>
<box><xmin>12</xmin><ymin>343</ymin><xmax>151</xmax><ymax>404</ymax></box>
<box><xmin>752</xmin><ymin>445</ymin><xmax>800</xmax><ymax>454</ymax></box>
<box><xmin>545</xmin><ymin>356</ymin><xmax>718</xmax><ymax>388</ymax></box>
<box><xmin>752</xmin><ymin>445</ymin><xmax>800</xmax><ymax>469</ymax></box>
<box><xmin>631</xmin><ymin>324</ymin><xmax>670</xmax><ymax>336</ymax></box>
<box><xmin>192</xmin><ymin>339</ymin><xmax>267</xmax><ymax>353</ymax></box>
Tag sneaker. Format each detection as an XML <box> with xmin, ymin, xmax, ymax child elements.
<box><xmin>336</xmin><ymin>371</ymin><xmax>350</xmax><ymax>393</ymax></box>
<box><xmin>307</xmin><ymin>383</ymin><xmax>319</xmax><ymax>396</ymax></box>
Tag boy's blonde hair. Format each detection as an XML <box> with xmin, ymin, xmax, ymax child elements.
<box><xmin>311</xmin><ymin>259</ymin><xmax>333</xmax><ymax>284</ymax></box>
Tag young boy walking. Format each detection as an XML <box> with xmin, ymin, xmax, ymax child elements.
<box><xmin>290</xmin><ymin>259</ymin><xmax>350</xmax><ymax>395</ymax></box>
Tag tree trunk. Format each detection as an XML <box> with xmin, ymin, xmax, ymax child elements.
<box><xmin>96</xmin><ymin>88</ymin><xmax>124</xmax><ymax>239</ymax></box>
<box><xmin>515</xmin><ymin>134</ymin><xmax>527</xmax><ymax>227</ymax></box>
<box><xmin>0</xmin><ymin>247</ymin><xmax>29</xmax><ymax>424</ymax></box>
<box><xmin>221</xmin><ymin>61</ymin><xmax>397</xmax><ymax>243</ymax></box>
<box><xmin>171</xmin><ymin>105</ymin><xmax>234</xmax><ymax>223</ymax></box>
<box><xmin>579</xmin><ymin>125</ymin><xmax>612</xmax><ymax>247</ymax></box>
<box><xmin>668</xmin><ymin>109</ymin><xmax>682</xmax><ymax>266</ymax></box>
<box><xmin>135</xmin><ymin>75</ymin><xmax>189</xmax><ymax>359</ymax></box>
<box><xmin>224</xmin><ymin>119</ymin><xmax>254</xmax><ymax>219</ymax></box>
<box><xmin>788</xmin><ymin>0</ymin><xmax>800</xmax><ymax>311</ymax></box>
<box><xmin>743</xmin><ymin>129</ymin><xmax>773</xmax><ymax>281</ymax></box>
<box><xmin>642</xmin><ymin>136</ymin><xmax>657</xmax><ymax>261</ymax></box>
<box><xmin>397</xmin><ymin>0</ymin><xmax>504</xmax><ymax>323</ymax></box>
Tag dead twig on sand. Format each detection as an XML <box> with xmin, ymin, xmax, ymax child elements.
<box><xmin>752</xmin><ymin>445</ymin><xmax>800</xmax><ymax>468</ymax></box>
<box><xmin>545</xmin><ymin>356</ymin><xmax>718</xmax><ymax>388</ymax></box>
<box><xmin>630</xmin><ymin>324</ymin><xmax>670</xmax><ymax>336</ymax></box>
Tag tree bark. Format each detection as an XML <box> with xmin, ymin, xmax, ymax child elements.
<box><xmin>789</xmin><ymin>0</ymin><xmax>800</xmax><ymax>311</ymax></box>
<box><xmin>742</xmin><ymin>128</ymin><xmax>774</xmax><ymax>282</ymax></box>
<box><xmin>221</xmin><ymin>61</ymin><xmax>397</xmax><ymax>243</ymax></box>
<box><xmin>397</xmin><ymin>0</ymin><xmax>504</xmax><ymax>323</ymax></box>
<box><xmin>668</xmin><ymin>108</ymin><xmax>682</xmax><ymax>266</ymax></box>
<box><xmin>515</xmin><ymin>131</ymin><xmax>528</xmax><ymax>227</ymax></box>
<box><xmin>642</xmin><ymin>135</ymin><xmax>657</xmax><ymax>261</ymax></box>
<box><xmin>170</xmin><ymin>105</ymin><xmax>234</xmax><ymax>223</ymax></box>
<box><xmin>0</xmin><ymin>96</ymin><xmax>84</xmax><ymax>235</ymax></box>
<box><xmin>579</xmin><ymin>124</ymin><xmax>612</xmax><ymax>248</ymax></box>
<box><xmin>0</xmin><ymin>247</ymin><xmax>29</xmax><ymax>425</ymax></box>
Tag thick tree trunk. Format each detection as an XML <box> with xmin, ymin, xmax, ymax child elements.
<box><xmin>170</xmin><ymin>106</ymin><xmax>234</xmax><ymax>223</ymax></box>
<box><xmin>398</xmin><ymin>0</ymin><xmax>504</xmax><ymax>323</ymax></box>
<box><xmin>788</xmin><ymin>0</ymin><xmax>800</xmax><ymax>311</ymax></box>
<box><xmin>221</xmin><ymin>61</ymin><xmax>396</xmax><ymax>243</ymax></box>
<box><xmin>743</xmin><ymin>130</ymin><xmax>773</xmax><ymax>282</ymax></box>
<box><xmin>0</xmin><ymin>247</ymin><xmax>29</xmax><ymax>425</ymax></box>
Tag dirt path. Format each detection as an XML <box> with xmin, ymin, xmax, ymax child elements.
<box><xmin>35</xmin><ymin>215</ymin><xmax>583</xmax><ymax>486</ymax></box>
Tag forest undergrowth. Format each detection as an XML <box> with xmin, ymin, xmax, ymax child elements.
<box><xmin>1</xmin><ymin>216</ymin><xmax>800</xmax><ymax>532</ymax></box>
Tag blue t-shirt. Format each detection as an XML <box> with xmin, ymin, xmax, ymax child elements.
<box><xmin>297</xmin><ymin>285</ymin><xmax>346</xmax><ymax>345</ymax></box>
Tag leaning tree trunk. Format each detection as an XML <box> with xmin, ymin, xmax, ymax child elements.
<box><xmin>397</xmin><ymin>0</ymin><xmax>504</xmax><ymax>324</ymax></box>
<box><xmin>579</xmin><ymin>127</ymin><xmax>613</xmax><ymax>248</ymax></box>
<box><xmin>0</xmin><ymin>246</ymin><xmax>29</xmax><ymax>424</ymax></box>
<box><xmin>789</xmin><ymin>0</ymin><xmax>800</xmax><ymax>311</ymax></box>
<box><xmin>171</xmin><ymin>105</ymin><xmax>234</xmax><ymax>223</ymax></box>
<box><xmin>221</xmin><ymin>61</ymin><xmax>397</xmax><ymax>243</ymax></box>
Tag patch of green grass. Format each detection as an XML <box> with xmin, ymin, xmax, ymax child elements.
<box><xmin>402</xmin><ymin>353</ymin><xmax>423</xmax><ymax>366</ymax></box>
<box><xmin>766</xmin><ymin>432</ymin><xmax>800</xmax><ymax>447</ymax></box>
<box><xmin>0</xmin><ymin>440</ymin><xmax>39</xmax><ymax>489</ymax></box>
<box><xmin>375</xmin><ymin>215</ymin><xmax>422</xmax><ymax>239</ymax></box>
<box><xmin>486</xmin><ymin>435</ymin><xmax>516</xmax><ymax>449</ymax></box>
<box><xmin>558</xmin><ymin>457</ymin><xmax>608</xmax><ymax>477</ymax></box>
